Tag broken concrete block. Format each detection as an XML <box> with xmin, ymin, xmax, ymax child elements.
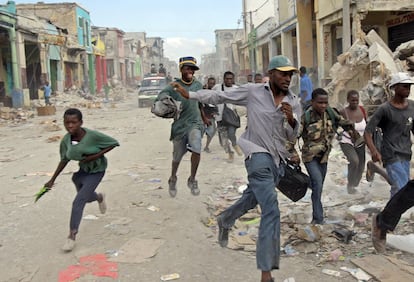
<box><xmin>365</xmin><ymin>29</ymin><xmax>393</xmax><ymax>56</ymax></box>
<box><xmin>369</xmin><ymin>42</ymin><xmax>401</xmax><ymax>74</ymax></box>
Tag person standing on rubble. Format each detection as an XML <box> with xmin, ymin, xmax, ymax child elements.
<box><xmin>172</xmin><ymin>55</ymin><xmax>302</xmax><ymax>282</ymax></box>
<box><xmin>339</xmin><ymin>90</ymin><xmax>367</xmax><ymax>194</ymax></box>
<box><xmin>155</xmin><ymin>56</ymin><xmax>204</xmax><ymax>198</ymax></box>
<box><xmin>364</xmin><ymin>72</ymin><xmax>414</xmax><ymax>197</ymax></box>
<box><xmin>44</xmin><ymin>108</ymin><xmax>119</xmax><ymax>252</ymax></box>
<box><xmin>41</xmin><ymin>81</ymin><xmax>52</xmax><ymax>105</ymax></box>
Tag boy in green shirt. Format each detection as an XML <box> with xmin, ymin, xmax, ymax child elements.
<box><xmin>44</xmin><ymin>108</ymin><xmax>119</xmax><ymax>252</ymax></box>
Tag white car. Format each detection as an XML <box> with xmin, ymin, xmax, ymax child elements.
<box><xmin>138</xmin><ymin>76</ymin><xmax>168</xmax><ymax>107</ymax></box>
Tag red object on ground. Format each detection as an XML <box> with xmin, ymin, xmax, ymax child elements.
<box><xmin>58</xmin><ymin>254</ymin><xmax>118</xmax><ymax>282</ymax></box>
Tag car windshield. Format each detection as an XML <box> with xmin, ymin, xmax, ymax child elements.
<box><xmin>141</xmin><ymin>78</ymin><xmax>167</xmax><ymax>87</ymax></box>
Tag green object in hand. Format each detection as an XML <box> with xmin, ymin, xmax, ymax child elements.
<box><xmin>34</xmin><ymin>186</ymin><xmax>49</xmax><ymax>203</ymax></box>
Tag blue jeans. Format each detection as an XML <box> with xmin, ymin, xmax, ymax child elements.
<box><xmin>385</xmin><ymin>160</ymin><xmax>410</xmax><ymax>197</ymax></box>
<box><xmin>218</xmin><ymin>153</ymin><xmax>282</xmax><ymax>271</ymax></box>
<box><xmin>305</xmin><ymin>158</ymin><xmax>327</xmax><ymax>223</ymax></box>
<box><xmin>70</xmin><ymin>169</ymin><xmax>105</xmax><ymax>232</ymax></box>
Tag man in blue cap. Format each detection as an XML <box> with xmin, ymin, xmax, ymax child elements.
<box><xmin>172</xmin><ymin>55</ymin><xmax>302</xmax><ymax>282</ymax></box>
<box><xmin>155</xmin><ymin>56</ymin><xmax>204</xmax><ymax>197</ymax></box>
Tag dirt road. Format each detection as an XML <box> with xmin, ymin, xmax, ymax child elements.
<box><xmin>0</xmin><ymin>91</ymin><xmax>412</xmax><ymax>282</ymax></box>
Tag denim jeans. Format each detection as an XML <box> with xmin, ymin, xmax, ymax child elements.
<box><xmin>218</xmin><ymin>153</ymin><xmax>282</xmax><ymax>271</ymax></box>
<box><xmin>385</xmin><ymin>160</ymin><xmax>410</xmax><ymax>197</ymax></box>
<box><xmin>172</xmin><ymin>128</ymin><xmax>202</xmax><ymax>162</ymax></box>
<box><xmin>70</xmin><ymin>169</ymin><xmax>105</xmax><ymax>232</ymax></box>
<box><xmin>378</xmin><ymin>179</ymin><xmax>414</xmax><ymax>231</ymax></box>
<box><xmin>339</xmin><ymin>143</ymin><xmax>365</xmax><ymax>187</ymax></box>
<box><xmin>305</xmin><ymin>157</ymin><xmax>327</xmax><ymax>223</ymax></box>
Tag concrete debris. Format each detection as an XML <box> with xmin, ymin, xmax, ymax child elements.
<box><xmin>0</xmin><ymin>85</ymin><xmax>131</xmax><ymax>125</ymax></box>
<box><xmin>205</xmin><ymin>146</ymin><xmax>414</xmax><ymax>271</ymax></box>
<box><xmin>325</xmin><ymin>29</ymin><xmax>413</xmax><ymax>114</ymax></box>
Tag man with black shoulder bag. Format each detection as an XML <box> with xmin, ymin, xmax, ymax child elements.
<box><xmin>212</xmin><ymin>71</ymin><xmax>242</xmax><ymax>162</ymax></box>
<box><xmin>172</xmin><ymin>55</ymin><xmax>302</xmax><ymax>282</ymax></box>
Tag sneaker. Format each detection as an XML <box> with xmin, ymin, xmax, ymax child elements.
<box><xmin>371</xmin><ymin>213</ymin><xmax>386</xmax><ymax>253</ymax></box>
<box><xmin>98</xmin><ymin>193</ymin><xmax>107</xmax><ymax>214</ymax></box>
<box><xmin>187</xmin><ymin>177</ymin><xmax>200</xmax><ymax>196</ymax></box>
<box><xmin>203</xmin><ymin>147</ymin><xmax>211</xmax><ymax>153</ymax></box>
<box><xmin>217</xmin><ymin>216</ymin><xmax>229</xmax><ymax>247</ymax></box>
<box><xmin>62</xmin><ymin>238</ymin><xmax>76</xmax><ymax>252</ymax></box>
<box><xmin>366</xmin><ymin>161</ymin><xmax>374</xmax><ymax>182</ymax></box>
<box><xmin>168</xmin><ymin>177</ymin><xmax>177</xmax><ymax>197</ymax></box>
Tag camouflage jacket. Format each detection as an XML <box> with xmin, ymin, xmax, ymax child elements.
<box><xmin>299</xmin><ymin>107</ymin><xmax>355</xmax><ymax>163</ymax></box>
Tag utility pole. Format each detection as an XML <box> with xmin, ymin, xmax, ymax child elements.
<box><xmin>249</xmin><ymin>10</ymin><xmax>256</xmax><ymax>74</ymax></box>
<box><xmin>343</xmin><ymin>0</ymin><xmax>351</xmax><ymax>52</ymax></box>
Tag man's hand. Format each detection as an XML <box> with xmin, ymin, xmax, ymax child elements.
<box><xmin>281</xmin><ymin>102</ymin><xmax>295</xmax><ymax>127</ymax></box>
<box><xmin>170</xmin><ymin>82</ymin><xmax>189</xmax><ymax>99</ymax></box>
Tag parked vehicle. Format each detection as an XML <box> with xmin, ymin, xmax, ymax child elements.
<box><xmin>138</xmin><ymin>75</ymin><xmax>168</xmax><ymax>107</ymax></box>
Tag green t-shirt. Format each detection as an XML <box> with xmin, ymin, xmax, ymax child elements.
<box><xmin>60</xmin><ymin>128</ymin><xmax>119</xmax><ymax>173</ymax></box>
<box><xmin>157</xmin><ymin>79</ymin><xmax>204</xmax><ymax>140</ymax></box>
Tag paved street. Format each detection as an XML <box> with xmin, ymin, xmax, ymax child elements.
<box><xmin>0</xmin><ymin>91</ymin><xmax>412</xmax><ymax>282</ymax></box>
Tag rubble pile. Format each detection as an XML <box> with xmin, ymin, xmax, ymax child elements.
<box><xmin>325</xmin><ymin>30</ymin><xmax>414</xmax><ymax>116</ymax></box>
<box><xmin>204</xmin><ymin>148</ymin><xmax>414</xmax><ymax>276</ymax></box>
<box><xmin>0</xmin><ymin>106</ymin><xmax>35</xmax><ymax>123</ymax></box>
<box><xmin>0</xmin><ymin>85</ymin><xmax>132</xmax><ymax>124</ymax></box>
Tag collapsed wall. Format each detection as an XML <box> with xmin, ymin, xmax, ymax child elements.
<box><xmin>325</xmin><ymin>29</ymin><xmax>414</xmax><ymax>116</ymax></box>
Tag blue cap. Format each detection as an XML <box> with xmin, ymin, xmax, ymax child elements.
<box><xmin>179</xmin><ymin>56</ymin><xmax>199</xmax><ymax>70</ymax></box>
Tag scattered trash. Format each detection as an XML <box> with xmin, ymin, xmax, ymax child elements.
<box><xmin>297</xmin><ymin>225</ymin><xmax>321</xmax><ymax>242</ymax></box>
<box><xmin>160</xmin><ymin>273</ymin><xmax>180</xmax><ymax>281</ymax></box>
<box><xmin>340</xmin><ymin>266</ymin><xmax>372</xmax><ymax>281</ymax></box>
<box><xmin>353</xmin><ymin>212</ymin><xmax>369</xmax><ymax>226</ymax></box>
<box><xmin>105</xmin><ymin>249</ymin><xmax>119</xmax><ymax>257</ymax></box>
<box><xmin>331</xmin><ymin>229</ymin><xmax>355</xmax><ymax>244</ymax></box>
<box><xmin>387</xmin><ymin>234</ymin><xmax>414</xmax><ymax>254</ymax></box>
<box><xmin>321</xmin><ymin>269</ymin><xmax>341</xmax><ymax>277</ymax></box>
<box><xmin>83</xmin><ymin>214</ymin><xmax>99</xmax><ymax>220</ymax></box>
<box><xmin>284</xmin><ymin>244</ymin><xmax>299</xmax><ymax>256</ymax></box>
<box><xmin>147</xmin><ymin>205</ymin><xmax>160</xmax><ymax>212</ymax></box>
<box><xmin>329</xmin><ymin>248</ymin><xmax>343</xmax><ymax>261</ymax></box>
<box><xmin>147</xmin><ymin>178</ymin><xmax>161</xmax><ymax>183</ymax></box>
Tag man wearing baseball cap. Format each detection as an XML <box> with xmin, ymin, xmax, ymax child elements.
<box><xmin>368</xmin><ymin>72</ymin><xmax>414</xmax><ymax>253</ymax></box>
<box><xmin>365</xmin><ymin>72</ymin><xmax>414</xmax><ymax>197</ymax></box>
<box><xmin>172</xmin><ymin>55</ymin><xmax>302</xmax><ymax>282</ymax></box>
<box><xmin>155</xmin><ymin>56</ymin><xmax>203</xmax><ymax>197</ymax></box>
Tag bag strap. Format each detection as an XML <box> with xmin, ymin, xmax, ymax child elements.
<box><xmin>359</xmin><ymin>105</ymin><xmax>367</xmax><ymax>121</ymax></box>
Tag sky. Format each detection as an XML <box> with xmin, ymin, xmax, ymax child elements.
<box><xmin>13</xmin><ymin>0</ymin><xmax>244</xmax><ymax>63</ymax></box>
